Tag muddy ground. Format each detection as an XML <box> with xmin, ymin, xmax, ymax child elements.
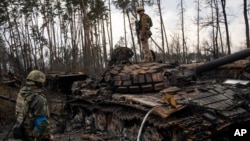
<box><xmin>0</xmin><ymin>124</ymin><xmax>86</xmax><ymax>141</ymax></box>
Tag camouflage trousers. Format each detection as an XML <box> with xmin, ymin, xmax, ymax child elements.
<box><xmin>141</xmin><ymin>38</ymin><xmax>153</xmax><ymax>62</ymax></box>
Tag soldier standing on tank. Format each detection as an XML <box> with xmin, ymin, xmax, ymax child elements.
<box><xmin>136</xmin><ymin>7</ymin><xmax>154</xmax><ymax>62</ymax></box>
<box><xmin>15</xmin><ymin>70</ymin><xmax>54</xmax><ymax>141</ymax></box>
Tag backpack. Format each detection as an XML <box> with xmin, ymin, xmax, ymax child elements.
<box><xmin>13</xmin><ymin>94</ymin><xmax>37</xmax><ymax>139</ymax></box>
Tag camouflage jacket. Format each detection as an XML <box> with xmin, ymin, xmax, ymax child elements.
<box><xmin>139</xmin><ymin>13</ymin><xmax>152</xmax><ymax>39</ymax></box>
<box><xmin>16</xmin><ymin>86</ymin><xmax>51</xmax><ymax>140</ymax></box>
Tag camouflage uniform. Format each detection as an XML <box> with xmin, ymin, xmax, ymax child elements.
<box><xmin>15</xmin><ymin>70</ymin><xmax>51</xmax><ymax>141</ymax></box>
<box><xmin>137</xmin><ymin>7</ymin><xmax>153</xmax><ymax>62</ymax></box>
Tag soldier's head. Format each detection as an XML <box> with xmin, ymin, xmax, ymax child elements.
<box><xmin>136</xmin><ymin>7</ymin><xmax>145</xmax><ymax>14</ymax></box>
<box><xmin>26</xmin><ymin>70</ymin><xmax>46</xmax><ymax>87</ymax></box>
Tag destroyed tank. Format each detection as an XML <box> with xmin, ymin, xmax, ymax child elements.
<box><xmin>65</xmin><ymin>48</ymin><xmax>250</xmax><ymax>141</ymax></box>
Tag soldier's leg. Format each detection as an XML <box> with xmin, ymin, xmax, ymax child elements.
<box><xmin>141</xmin><ymin>39</ymin><xmax>153</xmax><ymax>62</ymax></box>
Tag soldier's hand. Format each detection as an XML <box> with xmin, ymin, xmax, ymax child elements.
<box><xmin>140</xmin><ymin>38</ymin><xmax>144</xmax><ymax>41</ymax></box>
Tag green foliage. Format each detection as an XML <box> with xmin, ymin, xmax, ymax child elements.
<box><xmin>113</xmin><ymin>0</ymin><xmax>131</xmax><ymax>10</ymax></box>
<box><xmin>88</xmin><ymin>0</ymin><xmax>108</xmax><ymax>22</ymax></box>
<box><xmin>20</xmin><ymin>0</ymin><xmax>39</xmax><ymax>15</ymax></box>
<box><xmin>0</xmin><ymin>1</ymin><xmax>9</xmax><ymax>25</ymax></box>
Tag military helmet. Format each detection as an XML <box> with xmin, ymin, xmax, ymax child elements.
<box><xmin>26</xmin><ymin>70</ymin><xmax>46</xmax><ymax>84</ymax></box>
<box><xmin>136</xmin><ymin>7</ymin><xmax>145</xmax><ymax>13</ymax></box>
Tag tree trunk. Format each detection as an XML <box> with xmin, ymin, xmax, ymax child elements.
<box><xmin>180</xmin><ymin>0</ymin><xmax>187</xmax><ymax>63</ymax></box>
<box><xmin>82</xmin><ymin>0</ymin><xmax>92</xmax><ymax>74</ymax></box>
<box><xmin>221</xmin><ymin>0</ymin><xmax>231</xmax><ymax>54</ymax></box>
<box><xmin>70</xmin><ymin>11</ymin><xmax>77</xmax><ymax>72</ymax></box>
<box><xmin>102</xmin><ymin>18</ymin><xmax>108</xmax><ymax>68</ymax></box>
<box><xmin>157</xmin><ymin>0</ymin><xmax>166</xmax><ymax>62</ymax></box>
<box><xmin>215</xmin><ymin>0</ymin><xmax>220</xmax><ymax>57</ymax></box>
<box><xmin>243</xmin><ymin>0</ymin><xmax>250</xmax><ymax>48</ymax></box>
<box><xmin>108</xmin><ymin>0</ymin><xmax>113</xmax><ymax>53</ymax></box>
<box><xmin>126</xmin><ymin>10</ymin><xmax>138</xmax><ymax>62</ymax></box>
<box><xmin>196</xmin><ymin>0</ymin><xmax>201</xmax><ymax>61</ymax></box>
<box><xmin>123</xmin><ymin>10</ymin><xmax>127</xmax><ymax>47</ymax></box>
<box><xmin>211</xmin><ymin>0</ymin><xmax>217</xmax><ymax>59</ymax></box>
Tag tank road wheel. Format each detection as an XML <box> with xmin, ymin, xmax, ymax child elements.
<box><xmin>171</xmin><ymin>128</ymin><xmax>184</xmax><ymax>141</ymax></box>
<box><xmin>141</xmin><ymin>127</ymin><xmax>163</xmax><ymax>141</ymax></box>
<box><xmin>94</xmin><ymin>111</ymin><xmax>107</xmax><ymax>131</ymax></box>
<box><xmin>107</xmin><ymin>114</ymin><xmax>124</xmax><ymax>136</ymax></box>
<box><xmin>122</xmin><ymin>124</ymin><xmax>140</xmax><ymax>141</ymax></box>
<box><xmin>70</xmin><ymin>106</ymin><xmax>95</xmax><ymax>129</ymax></box>
<box><xmin>82</xmin><ymin>110</ymin><xmax>95</xmax><ymax>130</ymax></box>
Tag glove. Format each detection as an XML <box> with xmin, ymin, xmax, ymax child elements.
<box><xmin>140</xmin><ymin>38</ymin><xmax>145</xmax><ymax>41</ymax></box>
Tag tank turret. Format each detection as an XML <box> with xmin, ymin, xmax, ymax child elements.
<box><xmin>99</xmin><ymin>48</ymin><xmax>250</xmax><ymax>93</ymax></box>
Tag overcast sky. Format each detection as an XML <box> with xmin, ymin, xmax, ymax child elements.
<box><xmin>110</xmin><ymin>0</ymin><xmax>246</xmax><ymax>53</ymax></box>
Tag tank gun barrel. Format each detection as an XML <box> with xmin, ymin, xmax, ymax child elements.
<box><xmin>185</xmin><ymin>48</ymin><xmax>250</xmax><ymax>76</ymax></box>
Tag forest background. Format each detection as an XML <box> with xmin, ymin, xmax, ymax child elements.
<box><xmin>0</xmin><ymin>0</ymin><xmax>249</xmax><ymax>77</ymax></box>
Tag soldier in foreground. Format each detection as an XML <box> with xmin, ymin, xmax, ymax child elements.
<box><xmin>15</xmin><ymin>70</ymin><xmax>53</xmax><ymax>141</ymax></box>
<box><xmin>136</xmin><ymin>7</ymin><xmax>154</xmax><ymax>62</ymax></box>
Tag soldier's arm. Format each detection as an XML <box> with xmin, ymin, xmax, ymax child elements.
<box><xmin>31</xmin><ymin>95</ymin><xmax>51</xmax><ymax>139</ymax></box>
